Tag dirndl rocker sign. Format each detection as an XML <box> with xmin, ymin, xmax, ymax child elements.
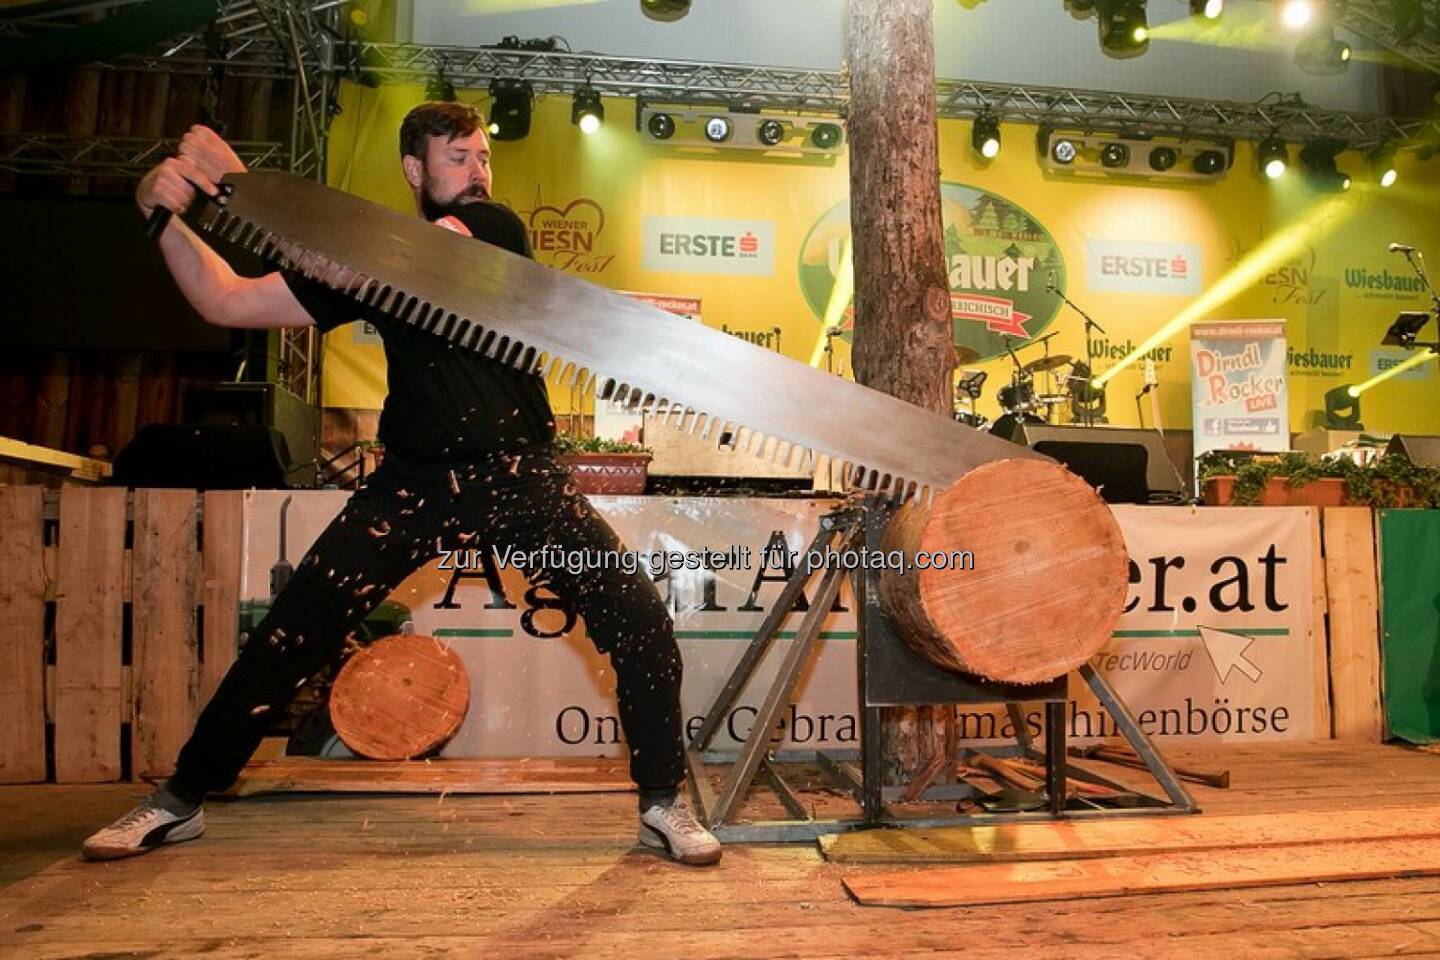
<box><xmin>1191</xmin><ymin>320</ymin><xmax>1290</xmax><ymax>455</ymax></box>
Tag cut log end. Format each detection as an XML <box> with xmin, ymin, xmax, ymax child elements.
<box><xmin>880</xmin><ymin>458</ymin><xmax>1129</xmax><ymax>685</ymax></box>
<box><xmin>329</xmin><ymin>634</ymin><xmax>471</xmax><ymax>761</ymax></box>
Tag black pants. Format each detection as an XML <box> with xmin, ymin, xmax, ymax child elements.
<box><xmin>169</xmin><ymin>448</ymin><xmax>685</xmax><ymax>799</ymax></box>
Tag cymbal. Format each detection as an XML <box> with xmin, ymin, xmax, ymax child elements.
<box><xmin>1023</xmin><ymin>354</ymin><xmax>1073</xmax><ymax>373</ymax></box>
<box><xmin>954</xmin><ymin>345</ymin><xmax>981</xmax><ymax>365</ymax></box>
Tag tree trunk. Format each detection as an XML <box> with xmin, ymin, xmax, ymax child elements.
<box><xmin>844</xmin><ymin>0</ymin><xmax>955</xmax><ymax>786</ymax></box>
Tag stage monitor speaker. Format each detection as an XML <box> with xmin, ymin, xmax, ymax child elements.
<box><xmin>1009</xmin><ymin>423</ymin><xmax>1185</xmax><ymax>503</ymax></box>
<box><xmin>112</xmin><ymin>424</ymin><xmax>291</xmax><ymax>489</ymax></box>
<box><xmin>1387</xmin><ymin>434</ymin><xmax>1440</xmax><ymax>468</ymax></box>
<box><xmin>184</xmin><ymin>382</ymin><xmax>319</xmax><ymax>485</ymax></box>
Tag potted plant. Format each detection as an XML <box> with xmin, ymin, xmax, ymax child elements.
<box><xmin>1199</xmin><ymin>450</ymin><xmax>1440</xmax><ymax>508</ymax></box>
<box><xmin>554</xmin><ymin>432</ymin><xmax>653</xmax><ymax>495</ymax></box>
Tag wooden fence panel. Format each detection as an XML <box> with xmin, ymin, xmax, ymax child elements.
<box><xmin>1324</xmin><ymin>507</ymin><xmax>1385</xmax><ymax>741</ymax></box>
<box><xmin>54</xmin><ymin>486</ymin><xmax>126</xmax><ymax>782</ymax></box>
<box><xmin>0</xmin><ymin>487</ymin><xmax>47</xmax><ymax>783</ymax></box>
<box><xmin>201</xmin><ymin>490</ymin><xmax>243</xmax><ymax>702</ymax></box>
<box><xmin>131</xmin><ymin>489</ymin><xmax>200</xmax><ymax>780</ymax></box>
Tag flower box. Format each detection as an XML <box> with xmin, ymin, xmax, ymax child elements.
<box><xmin>1203</xmin><ymin>475</ymin><xmax>1348</xmax><ymax>507</ymax></box>
<box><xmin>559</xmin><ymin>452</ymin><xmax>652</xmax><ymax>495</ymax></box>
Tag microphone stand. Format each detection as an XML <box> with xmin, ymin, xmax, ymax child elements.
<box><xmin>1048</xmin><ymin>282</ymin><xmax>1109</xmax><ymax>428</ymax></box>
<box><xmin>1398</xmin><ymin>247</ymin><xmax>1440</xmax><ymax>319</ymax></box>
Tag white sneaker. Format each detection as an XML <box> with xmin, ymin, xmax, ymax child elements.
<box><xmin>82</xmin><ymin>796</ymin><xmax>205</xmax><ymax>861</ymax></box>
<box><xmin>638</xmin><ymin>795</ymin><xmax>722</xmax><ymax>866</ymax></box>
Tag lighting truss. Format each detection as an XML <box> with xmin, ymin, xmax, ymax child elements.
<box><xmin>1334</xmin><ymin>0</ymin><xmax>1440</xmax><ymax>75</ymax></box>
<box><xmin>0</xmin><ymin>133</ymin><xmax>287</xmax><ymax>176</ymax></box>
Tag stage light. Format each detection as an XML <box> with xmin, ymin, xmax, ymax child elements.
<box><xmin>1295</xmin><ymin>26</ymin><xmax>1352</xmax><ymax>74</ymax></box>
<box><xmin>1280</xmin><ymin>0</ymin><xmax>1313</xmax><ymax>29</ymax></box>
<box><xmin>640</xmin><ymin>0</ymin><xmax>691</xmax><ymax>17</ymax></box>
<box><xmin>647</xmin><ymin>112</ymin><xmax>675</xmax><ymax>140</ymax></box>
<box><xmin>811</xmin><ymin>122</ymin><xmax>843</xmax><ymax>149</ymax></box>
<box><xmin>757</xmin><ymin>119</ymin><xmax>786</xmax><ymax>147</ymax></box>
<box><xmin>1148</xmin><ymin>146</ymin><xmax>1178</xmax><ymax>171</ymax></box>
<box><xmin>1098</xmin><ymin>0</ymin><xmax>1149</xmax><ymax>52</ymax></box>
<box><xmin>572</xmin><ymin>88</ymin><xmax>604</xmax><ymax>134</ymax></box>
<box><xmin>426</xmin><ymin>68</ymin><xmax>456</xmax><ymax>103</ymax></box>
<box><xmin>1300</xmin><ymin>139</ymin><xmax>1351</xmax><ymax>193</ymax></box>
<box><xmin>1191</xmin><ymin>0</ymin><xmax>1223</xmax><ymax>19</ymax></box>
<box><xmin>1370</xmin><ymin>145</ymin><xmax>1398</xmax><ymax>187</ymax></box>
<box><xmin>703</xmin><ymin>116</ymin><xmax>732</xmax><ymax>143</ymax></box>
<box><xmin>1348</xmin><ymin>349</ymin><xmax>1439</xmax><ymax>397</ymax></box>
<box><xmin>1100</xmin><ymin>142</ymin><xmax>1130</xmax><ymax>167</ymax></box>
<box><xmin>487</xmin><ymin>79</ymin><xmax>532</xmax><ymax>141</ymax></box>
<box><xmin>1052</xmin><ymin>138</ymin><xmax>1078</xmax><ymax>164</ymax></box>
<box><xmin>1258</xmin><ymin>136</ymin><xmax>1288</xmax><ymax>179</ymax></box>
<box><xmin>972</xmin><ymin>110</ymin><xmax>1001</xmax><ymax>159</ymax></box>
<box><xmin>1193</xmin><ymin>149</ymin><xmax>1227</xmax><ymax>174</ymax></box>
<box><xmin>1324</xmin><ymin>385</ymin><xmax>1364</xmax><ymax>430</ymax></box>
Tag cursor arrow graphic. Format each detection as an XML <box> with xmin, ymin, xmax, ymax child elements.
<box><xmin>1198</xmin><ymin>626</ymin><xmax>1263</xmax><ymax>684</ymax></box>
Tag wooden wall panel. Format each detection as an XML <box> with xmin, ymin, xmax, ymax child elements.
<box><xmin>53</xmin><ymin>486</ymin><xmax>126</xmax><ymax>782</ymax></box>
<box><xmin>131</xmin><ymin>489</ymin><xmax>200</xmax><ymax>780</ymax></box>
<box><xmin>0</xmin><ymin>487</ymin><xmax>47</xmax><ymax>783</ymax></box>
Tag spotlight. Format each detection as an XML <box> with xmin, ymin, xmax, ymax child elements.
<box><xmin>972</xmin><ymin>110</ymin><xmax>1001</xmax><ymax>159</ymax></box>
<box><xmin>640</xmin><ymin>0</ymin><xmax>690</xmax><ymax>18</ymax></box>
<box><xmin>647</xmin><ymin>112</ymin><xmax>675</xmax><ymax>140</ymax></box>
<box><xmin>1097</xmin><ymin>0</ymin><xmax>1149</xmax><ymax>52</ymax></box>
<box><xmin>1370</xmin><ymin>145</ymin><xmax>1398</xmax><ymax>187</ymax></box>
<box><xmin>757</xmin><ymin>118</ymin><xmax>786</xmax><ymax>147</ymax></box>
<box><xmin>1052</xmin><ymin>138</ymin><xmax>1078</xmax><ymax>164</ymax></box>
<box><xmin>487</xmin><ymin>79</ymin><xmax>532</xmax><ymax>141</ymax></box>
<box><xmin>1280</xmin><ymin>0</ymin><xmax>1313</xmax><ymax>29</ymax></box>
<box><xmin>1258</xmin><ymin>136</ymin><xmax>1288</xmax><ymax>179</ymax></box>
<box><xmin>703</xmin><ymin>116</ymin><xmax>732</xmax><ymax>143</ymax></box>
<box><xmin>1100</xmin><ymin>142</ymin><xmax>1130</xmax><ymax>168</ymax></box>
<box><xmin>1324</xmin><ymin>384</ymin><xmax>1364</xmax><ymax>430</ymax></box>
<box><xmin>811</xmin><ymin>122</ymin><xmax>843</xmax><ymax>149</ymax></box>
<box><xmin>572</xmin><ymin>88</ymin><xmax>603</xmax><ymax>134</ymax></box>
<box><xmin>425</xmin><ymin>69</ymin><xmax>456</xmax><ymax>103</ymax></box>
<box><xmin>1148</xmin><ymin>145</ymin><xmax>1177</xmax><ymax>171</ymax></box>
<box><xmin>1295</xmin><ymin>26</ymin><xmax>1352</xmax><ymax>74</ymax></box>
<box><xmin>1299</xmin><ymin>139</ymin><xmax>1351</xmax><ymax>192</ymax></box>
<box><xmin>1190</xmin><ymin>0</ymin><xmax>1223</xmax><ymax>19</ymax></box>
<box><xmin>1192</xmin><ymin>149</ymin><xmax>1227</xmax><ymax>174</ymax></box>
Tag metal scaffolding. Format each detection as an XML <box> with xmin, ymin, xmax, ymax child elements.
<box><xmin>1337</xmin><ymin>0</ymin><xmax>1440</xmax><ymax>76</ymax></box>
<box><xmin>0</xmin><ymin>133</ymin><xmax>287</xmax><ymax>177</ymax></box>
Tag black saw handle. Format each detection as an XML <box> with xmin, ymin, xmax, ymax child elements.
<box><xmin>145</xmin><ymin>179</ymin><xmax>233</xmax><ymax>239</ymax></box>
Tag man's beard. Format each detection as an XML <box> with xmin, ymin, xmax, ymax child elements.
<box><xmin>419</xmin><ymin>176</ymin><xmax>487</xmax><ymax>222</ymax></box>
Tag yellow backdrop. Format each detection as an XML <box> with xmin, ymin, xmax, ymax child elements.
<box><xmin>319</xmin><ymin>80</ymin><xmax>1440</xmax><ymax>435</ymax></box>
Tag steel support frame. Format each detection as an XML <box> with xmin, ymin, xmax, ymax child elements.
<box><xmin>685</xmin><ymin>498</ymin><xmax>1196</xmax><ymax>844</ymax></box>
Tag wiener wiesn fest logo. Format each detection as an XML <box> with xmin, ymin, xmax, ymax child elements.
<box><xmin>520</xmin><ymin>188</ymin><xmax>614</xmax><ymax>277</ymax></box>
<box><xmin>798</xmin><ymin>183</ymin><xmax>1066</xmax><ymax>362</ymax></box>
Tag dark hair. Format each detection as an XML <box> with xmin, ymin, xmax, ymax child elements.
<box><xmin>399</xmin><ymin>102</ymin><xmax>483</xmax><ymax>160</ymax></box>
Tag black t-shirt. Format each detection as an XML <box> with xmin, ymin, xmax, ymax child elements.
<box><xmin>281</xmin><ymin>201</ymin><xmax>555</xmax><ymax>462</ymax></box>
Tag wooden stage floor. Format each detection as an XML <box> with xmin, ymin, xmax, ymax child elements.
<box><xmin>4</xmin><ymin>741</ymin><xmax>1440</xmax><ymax>959</ymax></box>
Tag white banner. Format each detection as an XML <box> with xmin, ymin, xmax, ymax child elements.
<box><xmin>1191</xmin><ymin>320</ymin><xmax>1290</xmax><ymax>456</ymax></box>
<box><xmin>240</xmin><ymin>494</ymin><xmax>1321</xmax><ymax>755</ymax></box>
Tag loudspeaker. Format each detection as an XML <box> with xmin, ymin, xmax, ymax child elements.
<box><xmin>112</xmin><ymin>424</ymin><xmax>291</xmax><ymax>489</ymax></box>
<box><xmin>184</xmin><ymin>383</ymin><xmax>319</xmax><ymax>484</ymax></box>
<box><xmin>1388</xmin><ymin>434</ymin><xmax>1440</xmax><ymax>468</ymax></box>
<box><xmin>1008</xmin><ymin>423</ymin><xmax>1185</xmax><ymax>502</ymax></box>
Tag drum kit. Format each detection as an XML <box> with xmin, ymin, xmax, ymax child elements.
<box><xmin>953</xmin><ymin>333</ymin><xmax>1087</xmax><ymax>436</ymax></box>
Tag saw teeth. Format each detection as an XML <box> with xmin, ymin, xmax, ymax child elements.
<box><xmin>201</xmin><ymin>209</ymin><xmax>939</xmax><ymax>503</ymax></box>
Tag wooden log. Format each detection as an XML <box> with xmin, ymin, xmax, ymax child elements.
<box><xmin>328</xmin><ymin>634</ymin><xmax>470</xmax><ymax>761</ymax></box>
<box><xmin>879</xmin><ymin>458</ymin><xmax>1128</xmax><ymax>684</ymax></box>
<box><xmin>0</xmin><ymin>487</ymin><xmax>47</xmax><ymax>783</ymax></box>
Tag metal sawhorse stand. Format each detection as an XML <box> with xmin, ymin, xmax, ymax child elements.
<box><xmin>684</xmin><ymin>496</ymin><xmax>1197</xmax><ymax>843</ymax></box>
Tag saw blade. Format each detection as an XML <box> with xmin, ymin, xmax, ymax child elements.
<box><xmin>199</xmin><ymin>171</ymin><xmax>1047</xmax><ymax>502</ymax></box>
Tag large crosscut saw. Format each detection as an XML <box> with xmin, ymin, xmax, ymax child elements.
<box><xmin>199</xmin><ymin>171</ymin><xmax>1047</xmax><ymax>502</ymax></box>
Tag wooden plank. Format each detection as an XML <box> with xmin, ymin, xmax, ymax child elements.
<box><xmin>200</xmin><ymin>489</ymin><xmax>243</xmax><ymax>702</ymax></box>
<box><xmin>1325</xmin><ymin>507</ymin><xmax>1384</xmax><ymax>741</ymax></box>
<box><xmin>130</xmin><ymin>489</ymin><xmax>200</xmax><ymax>781</ymax></box>
<box><xmin>0</xmin><ymin>487</ymin><xmax>47</xmax><ymax>783</ymax></box>
<box><xmin>843</xmin><ymin>836</ymin><xmax>1440</xmax><ymax>907</ymax></box>
<box><xmin>1309</xmin><ymin>507</ymin><xmax>1333</xmax><ymax>738</ymax></box>
<box><xmin>227</xmin><ymin>756</ymin><xmax>634</xmax><ymax>797</ymax></box>
<box><xmin>53</xmin><ymin>486</ymin><xmax>126</xmax><ymax>782</ymax></box>
<box><xmin>820</xmin><ymin>804</ymin><xmax>1440</xmax><ymax>864</ymax></box>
